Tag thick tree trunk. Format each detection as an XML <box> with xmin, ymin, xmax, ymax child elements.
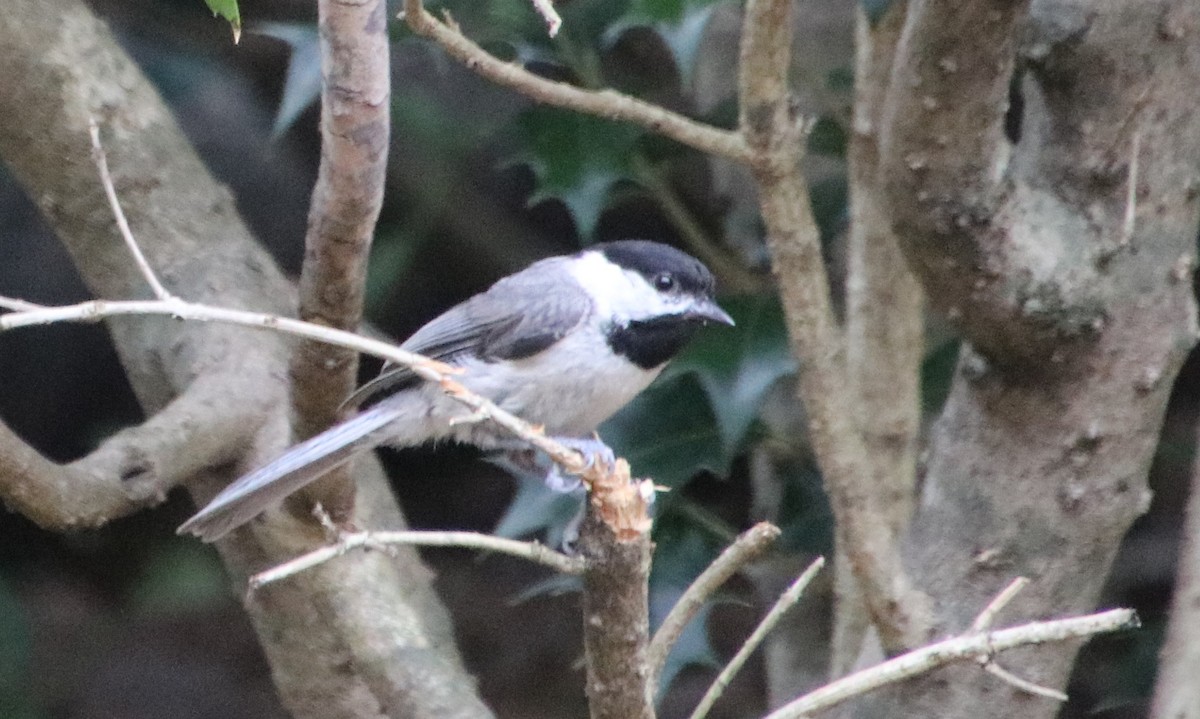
<box><xmin>864</xmin><ymin>1</ymin><xmax>1200</xmax><ymax>717</ymax></box>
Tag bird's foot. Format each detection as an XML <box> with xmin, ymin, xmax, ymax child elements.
<box><xmin>543</xmin><ymin>436</ymin><xmax>617</xmax><ymax>492</ymax></box>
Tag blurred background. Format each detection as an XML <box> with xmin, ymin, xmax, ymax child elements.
<box><xmin>0</xmin><ymin>0</ymin><xmax>1191</xmax><ymax>717</ymax></box>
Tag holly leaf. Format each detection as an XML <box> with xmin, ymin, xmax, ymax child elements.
<box><xmin>256</xmin><ymin>23</ymin><xmax>322</xmax><ymax>137</ymax></box>
<box><xmin>601</xmin><ymin>373</ymin><xmax>729</xmax><ymax>490</ymax></box>
<box><xmin>664</xmin><ymin>296</ymin><xmax>796</xmax><ymax>460</ymax></box>
<box><xmin>606</xmin><ymin>0</ymin><xmax>728</xmax><ymax>82</ymax></box>
<box><xmin>512</xmin><ymin>108</ymin><xmax>641</xmax><ymax>237</ymax></box>
<box><xmin>203</xmin><ymin>0</ymin><xmax>242</xmax><ymax>43</ymax></box>
<box><xmin>493</xmin><ymin>475</ymin><xmax>583</xmax><ymax>545</ymax></box>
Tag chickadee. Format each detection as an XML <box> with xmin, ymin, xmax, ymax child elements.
<box><xmin>179</xmin><ymin>240</ymin><xmax>734</xmax><ymax>541</ymax></box>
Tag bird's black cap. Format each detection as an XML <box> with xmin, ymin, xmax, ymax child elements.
<box><xmin>595</xmin><ymin>240</ymin><xmax>717</xmax><ymax>299</ymax></box>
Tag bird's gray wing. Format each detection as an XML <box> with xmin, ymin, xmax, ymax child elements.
<box><xmin>344</xmin><ymin>258</ymin><xmax>593</xmax><ymax>408</ymax></box>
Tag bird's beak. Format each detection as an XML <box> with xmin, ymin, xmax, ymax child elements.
<box><xmin>687</xmin><ymin>299</ymin><xmax>736</xmax><ymax>327</ymax></box>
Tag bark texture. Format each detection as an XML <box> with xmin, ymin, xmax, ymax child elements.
<box><xmin>863</xmin><ymin>0</ymin><xmax>1200</xmax><ymax>716</ymax></box>
<box><xmin>0</xmin><ymin>1</ymin><xmax>492</xmax><ymax>716</ymax></box>
<box><xmin>835</xmin><ymin>2</ymin><xmax>924</xmax><ymax>676</ymax></box>
<box><xmin>579</xmin><ymin>509</ymin><xmax>654</xmax><ymax>719</ymax></box>
<box><xmin>291</xmin><ymin>0</ymin><xmax>392</xmax><ymax>523</ymax></box>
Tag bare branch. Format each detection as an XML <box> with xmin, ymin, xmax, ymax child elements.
<box><xmin>579</xmin><ymin>505</ymin><xmax>654</xmax><ymax>719</ymax></box>
<box><xmin>288</xmin><ymin>0</ymin><xmax>392</xmax><ymax>525</ymax></box>
<box><xmin>0</xmin><ymin>365</ymin><xmax>277</xmax><ymax>530</ymax></box>
<box><xmin>0</xmin><ymin>297</ymin><xmax>46</xmax><ymax>312</ymax></box>
<box><xmin>835</xmin><ymin>2</ymin><xmax>922</xmax><ymax>674</ymax></box>
<box><xmin>689</xmin><ymin>556</ymin><xmax>825</xmax><ymax>719</ymax></box>
<box><xmin>982</xmin><ymin>662</ymin><xmax>1068</xmax><ymax>702</ymax></box>
<box><xmin>87</xmin><ymin>118</ymin><xmax>173</xmax><ymax>301</ymax></box>
<box><xmin>971</xmin><ymin>577</ymin><xmax>1030</xmax><ymax>631</ymax></box>
<box><xmin>249</xmin><ymin>530</ymin><xmax>585</xmax><ymax>588</ymax></box>
<box><xmin>647</xmin><ymin>522</ymin><xmax>782</xmax><ymax>687</ymax></box>
<box><xmin>964</xmin><ymin>577</ymin><xmax>1070</xmax><ymax>701</ymax></box>
<box><xmin>740</xmin><ymin>0</ymin><xmax>931</xmax><ymax>652</ymax></box>
<box><xmin>529</xmin><ymin>0</ymin><xmax>561</xmax><ymax>37</ymax></box>
<box><xmin>0</xmin><ymin>295</ymin><xmax>628</xmax><ymax>505</ymax></box>
<box><xmin>763</xmin><ymin>608</ymin><xmax>1139</xmax><ymax>719</ymax></box>
<box><xmin>398</xmin><ymin>1</ymin><xmax>753</xmax><ymax>164</ymax></box>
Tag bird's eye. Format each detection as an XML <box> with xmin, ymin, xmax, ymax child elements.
<box><xmin>654</xmin><ymin>272</ymin><xmax>676</xmax><ymax>291</ymax></box>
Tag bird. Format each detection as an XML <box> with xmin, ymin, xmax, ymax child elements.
<box><xmin>178</xmin><ymin>240</ymin><xmax>734</xmax><ymax>541</ymax></box>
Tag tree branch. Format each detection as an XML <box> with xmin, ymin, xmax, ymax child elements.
<box><xmin>648</xmin><ymin>522</ymin><xmax>781</xmax><ymax>688</ymax></box>
<box><xmin>399</xmin><ymin>0</ymin><xmax>753</xmax><ymax>164</ymax></box>
<box><xmin>249</xmin><ymin>529</ymin><xmax>585</xmax><ymax>588</ymax></box>
<box><xmin>290</xmin><ymin>0</ymin><xmax>392</xmax><ymax>525</ymax></box>
<box><xmin>763</xmin><ymin>608</ymin><xmax>1139</xmax><ymax>719</ymax></box>
<box><xmin>578</xmin><ymin>500</ymin><xmax>654</xmax><ymax>719</ymax></box>
<box><xmin>834</xmin><ymin>1</ymin><xmax>922</xmax><ymax>675</ymax></box>
<box><xmin>876</xmin><ymin>0</ymin><xmax>1108</xmax><ymax>365</ymax></box>
<box><xmin>689</xmin><ymin>556</ymin><xmax>825</xmax><ymax>719</ymax></box>
<box><xmin>739</xmin><ymin>0</ymin><xmax>931</xmax><ymax>653</ymax></box>
<box><xmin>0</xmin><ymin>369</ymin><xmax>265</xmax><ymax>530</ymax></box>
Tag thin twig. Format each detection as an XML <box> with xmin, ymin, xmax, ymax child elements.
<box><xmin>983</xmin><ymin>662</ymin><xmax>1069</xmax><ymax>702</ymax></box>
<box><xmin>529</xmin><ymin>0</ymin><xmax>561</xmax><ymax>36</ymax></box>
<box><xmin>249</xmin><ymin>530</ymin><xmax>584</xmax><ymax>589</ymax></box>
<box><xmin>762</xmin><ymin>608</ymin><xmax>1139</xmax><ymax>719</ymax></box>
<box><xmin>689</xmin><ymin>556</ymin><xmax>825</xmax><ymax>719</ymax></box>
<box><xmin>399</xmin><ymin>1</ymin><xmax>753</xmax><ymax>165</ymax></box>
<box><xmin>0</xmin><ymin>296</ymin><xmax>605</xmax><ymax>480</ymax></box>
<box><xmin>971</xmin><ymin>576</ymin><xmax>1030</xmax><ymax>631</ymax></box>
<box><xmin>647</xmin><ymin>522</ymin><xmax>781</xmax><ymax>688</ymax></box>
<box><xmin>87</xmin><ymin>118</ymin><xmax>174</xmax><ymax>301</ymax></box>
<box><xmin>0</xmin><ymin>297</ymin><xmax>47</xmax><ymax>312</ymax></box>
<box><xmin>966</xmin><ymin>577</ymin><xmax>1069</xmax><ymax>700</ymax></box>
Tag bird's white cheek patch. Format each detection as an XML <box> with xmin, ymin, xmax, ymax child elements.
<box><xmin>566</xmin><ymin>251</ymin><xmax>670</xmax><ymax>324</ymax></box>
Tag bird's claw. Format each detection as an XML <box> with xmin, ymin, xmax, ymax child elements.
<box><xmin>543</xmin><ymin>436</ymin><xmax>617</xmax><ymax>492</ymax></box>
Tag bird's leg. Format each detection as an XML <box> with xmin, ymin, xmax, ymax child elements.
<box><xmin>486</xmin><ymin>436</ymin><xmax>617</xmax><ymax>492</ymax></box>
<box><xmin>544</xmin><ymin>435</ymin><xmax>617</xmax><ymax>490</ymax></box>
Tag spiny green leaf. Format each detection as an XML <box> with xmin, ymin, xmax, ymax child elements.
<box><xmin>203</xmin><ymin>0</ymin><xmax>242</xmax><ymax>43</ymax></box>
<box><xmin>493</xmin><ymin>476</ymin><xmax>583</xmax><ymax>545</ymax></box>
<box><xmin>601</xmin><ymin>373</ymin><xmax>729</xmax><ymax>489</ymax></box>
<box><xmin>256</xmin><ymin>23</ymin><xmax>321</xmax><ymax>137</ymax></box>
<box><xmin>512</xmin><ymin>108</ymin><xmax>642</xmax><ymax>237</ymax></box>
<box><xmin>664</xmin><ymin>295</ymin><xmax>796</xmax><ymax>460</ymax></box>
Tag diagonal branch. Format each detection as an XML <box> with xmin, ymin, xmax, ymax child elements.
<box><xmin>648</xmin><ymin>522</ymin><xmax>781</xmax><ymax>688</ymax></box>
<box><xmin>0</xmin><ymin>369</ymin><xmax>269</xmax><ymax>530</ymax></box>
<box><xmin>739</xmin><ymin>0</ymin><xmax>931</xmax><ymax>653</ymax></box>
<box><xmin>834</xmin><ymin>1</ymin><xmax>923</xmax><ymax>674</ymax></box>
<box><xmin>249</xmin><ymin>529</ymin><xmax>586</xmax><ymax>588</ymax></box>
<box><xmin>399</xmin><ymin>0</ymin><xmax>753</xmax><ymax>164</ymax></box>
<box><xmin>763</xmin><ymin>608</ymin><xmax>1139</xmax><ymax>719</ymax></box>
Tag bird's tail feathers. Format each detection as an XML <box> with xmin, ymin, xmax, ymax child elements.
<box><xmin>177</xmin><ymin>404</ymin><xmax>402</xmax><ymax>541</ymax></box>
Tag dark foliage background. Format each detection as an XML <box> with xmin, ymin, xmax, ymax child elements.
<box><xmin>0</xmin><ymin>0</ymin><xmax>1191</xmax><ymax>717</ymax></box>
